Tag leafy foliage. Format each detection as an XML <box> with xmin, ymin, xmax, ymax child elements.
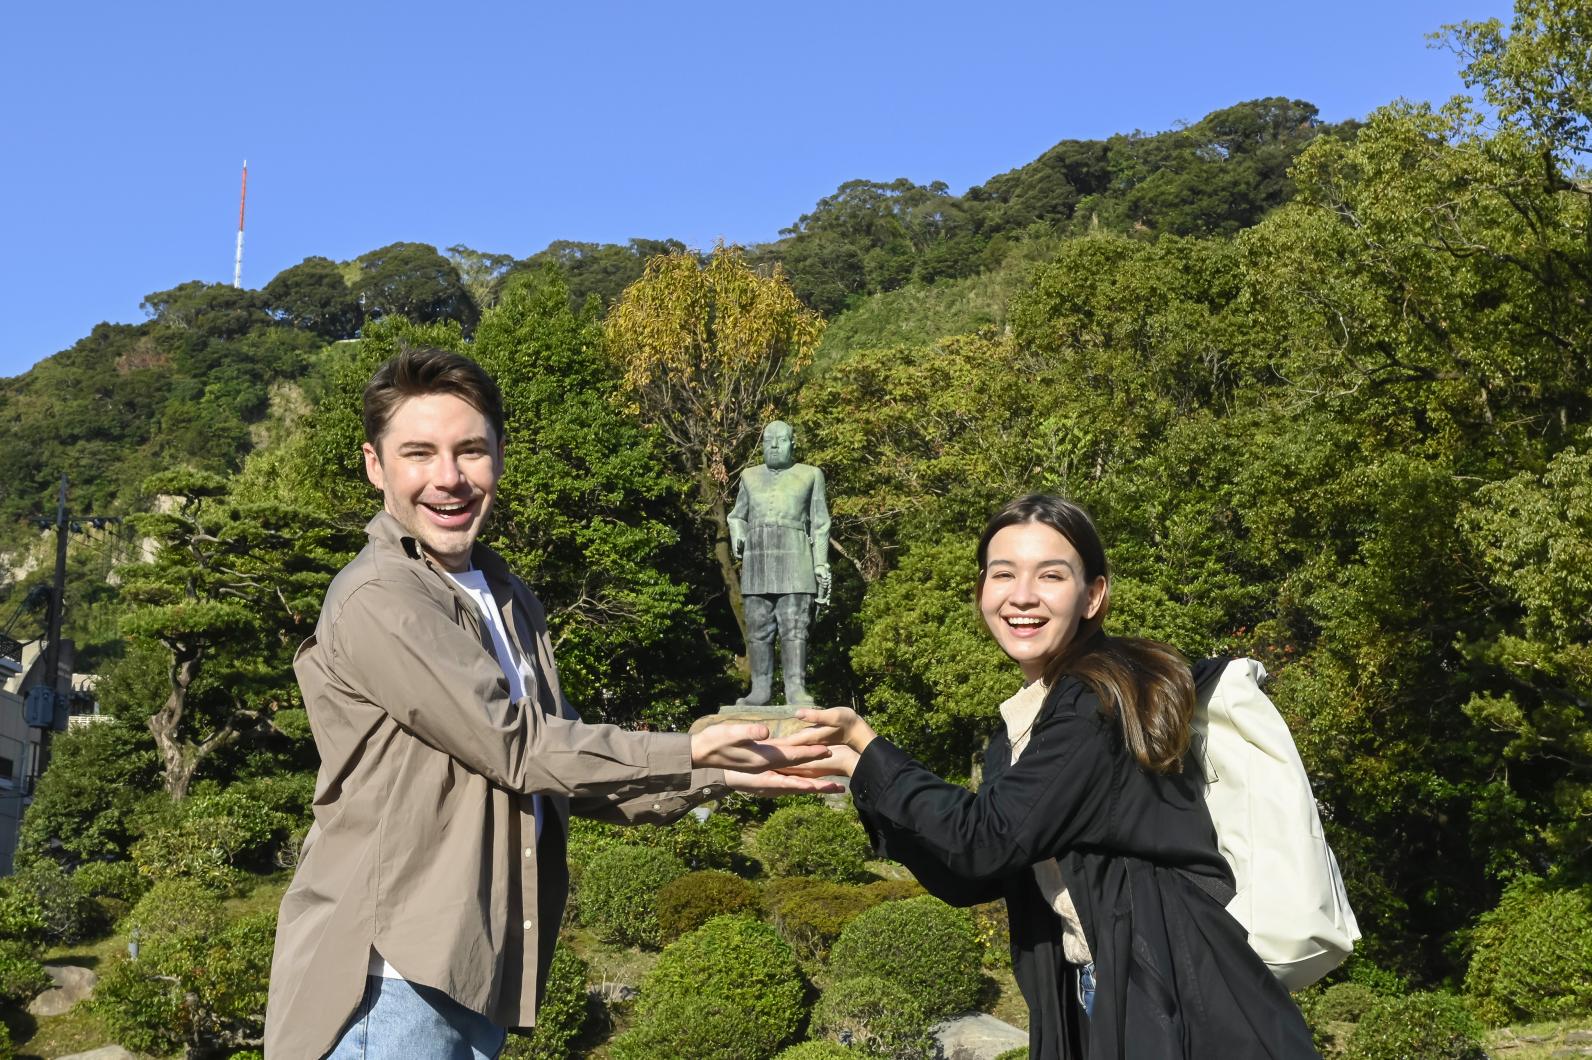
<box><xmin>828</xmin><ymin>896</ymin><xmax>983</xmax><ymax>1021</ymax></box>
<box><xmin>610</xmin><ymin>915</ymin><xmax>805</xmax><ymax>1060</ymax></box>
<box><xmin>810</xmin><ymin>976</ymin><xmax>934</xmax><ymax>1060</ymax></box>
<box><xmin>576</xmin><ymin>845</ymin><xmax>686</xmax><ymax>948</ymax></box>
<box><xmin>751</xmin><ymin>804</ymin><xmax>871</xmax><ymax>883</ymax></box>
<box><xmin>501</xmin><ymin>945</ymin><xmax>590</xmax><ymax>1060</ymax></box>
<box><xmin>1464</xmin><ymin>877</ymin><xmax>1592</xmax><ymax>1025</ymax></box>
<box><xmin>657</xmin><ymin>870</ymin><xmax>759</xmax><ymax>943</ymax></box>
<box><xmin>1344</xmin><ymin>992</ymin><xmax>1486</xmax><ymax>1060</ymax></box>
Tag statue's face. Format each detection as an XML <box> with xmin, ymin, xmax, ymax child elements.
<box><xmin>763</xmin><ymin>427</ymin><xmax>794</xmax><ymax>470</ymax></box>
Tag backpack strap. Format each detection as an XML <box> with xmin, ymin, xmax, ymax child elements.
<box><xmin>1180</xmin><ymin>655</ymin><xmax>1239</xmax><ymax>907</ymax></box>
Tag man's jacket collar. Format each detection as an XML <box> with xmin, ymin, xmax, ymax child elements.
<box><xmin>363</xmin><ymin>510</ymin><xmax>514</xmax><ymax>581</ymax></box>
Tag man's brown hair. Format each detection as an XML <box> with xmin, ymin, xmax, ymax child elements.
<box><xmin>362</xmin><ymin>347</ymin><xmax>505</xmax><ymax>451</ymax></box>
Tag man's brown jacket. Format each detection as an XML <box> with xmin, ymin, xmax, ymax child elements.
<box><xmin>264</xmin><ymin>513</ymin><xmax>724</xmax><ymax>1057</ymax></box>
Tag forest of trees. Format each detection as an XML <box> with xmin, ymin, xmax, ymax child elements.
<box><xmin>0</xmin><ymin>4</ymin><xmax>1587</xmax><ymax>1056</ymax></box>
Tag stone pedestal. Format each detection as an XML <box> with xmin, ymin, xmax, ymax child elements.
<box><xmin>688</xmin><ymin>706</ymin><xmax>816</xmax><ymax>739</ymax></box>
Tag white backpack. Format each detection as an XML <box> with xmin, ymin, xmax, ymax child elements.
<box><xmin>1190</xmin><ymin>658</ymin><xmax>1360</xmax><ymax>991</ymax></box>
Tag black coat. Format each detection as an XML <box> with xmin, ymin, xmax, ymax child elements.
<box><xmin>849</xmin><ymin>665</ymin><xmax>1319</xmax><ymax>1059</ymax></box>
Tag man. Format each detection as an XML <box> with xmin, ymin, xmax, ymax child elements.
<box><xmin>266</xmin><ymin>348</ymin><xmax>833</xmax><ymax>1058</ymax></box>
<box><xmin>728</xmin><ymin>420</ymin><xmax>832</xmax><ymax>707</ymax></box>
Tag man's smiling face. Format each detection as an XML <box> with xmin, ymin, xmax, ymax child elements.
<box><xmin>362</xmin><ymin>392</ymin><xmax>503</xmax><ymax>571</ymax></box>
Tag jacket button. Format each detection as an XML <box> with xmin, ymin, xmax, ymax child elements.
<box><xmin>524</xmin><ymin>847</ymin><xmax>533</xmax><ymax>858</ymax></box>
<box><xmin>651</xmin><ymin>803</ymin><xmax>662</xmax><ymax>811</ymax></box>
<box><xmin>523</xmin><ymin>920</ymin><xmax>533</xmax><ymax>930</ymax></box>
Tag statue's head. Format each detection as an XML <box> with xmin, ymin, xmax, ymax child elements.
<box><xmin>762</xmin><ymin>421</ymin><xmax>795</xmax><ymax>470</ymax></box>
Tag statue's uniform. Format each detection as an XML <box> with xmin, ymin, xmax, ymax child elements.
<box><xmin>728</xmin><ymin>462</ymin><xmax>830</xmax><ymax>703</ymax></box>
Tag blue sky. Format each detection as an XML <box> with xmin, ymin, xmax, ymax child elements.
<box><xmin>0</xmin><ymin>0</ymin><xmax>1515</xmax><ymax>379</ymax></box>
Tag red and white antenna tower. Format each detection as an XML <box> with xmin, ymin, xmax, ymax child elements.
<box><xmin>232</xmin><ymin>160</ymin><xmax>248</xmax><ymax>288</ymax></box>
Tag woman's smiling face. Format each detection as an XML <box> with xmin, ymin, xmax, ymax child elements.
<box><xmin>978</xmin><ymin>521</ymin><xmax>1107</xmax><ymax>682</ymax></box>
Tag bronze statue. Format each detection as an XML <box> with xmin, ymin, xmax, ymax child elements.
<box><xmin>729</xmin><ymin>421</ymin><xmax>831</xmax><ymax>706</ymax></box>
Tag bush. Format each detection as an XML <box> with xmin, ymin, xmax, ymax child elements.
<box><xmin>829</xmin><ymin>896</ymin><xmax>982</xmax><ymax>1020</ymax></box>
<box><xmin>1315</xmin><ymin>981</ymin><xmax>1379</xmax><ymax>1024</ymax></box>
<box><xmin>95</xmin><ymin>910</ymin><xmax>276</xmax><ymax>1057</ymax></box>
<box><xmin>0</xmin><ymin>883</ymin><xmax>46</xmax><ymax>943</ymax></box>
<box><xmin>577</xmin><ymin>845</ymin><xmax>685</xmax><ymax>947</ymax></box>
<box><xmin>501</xmin><ymin>946</ymin><xmax>589</xmax><ymax>1060</ymax></box>
<box><xmin>73</xmin><ymin>860</ymin><xmax>147</xmax><ymax>904</ymax></box>
<box><xmin>95</xmin><ymin>956</ymin><xmax>186</xmax><ymax>1054</ymax></box>
<box><xmin>125</xmin><ymin>878</ymin><xmax>227</xmax><ymax>951</ymax></box>
<box><xmin>131</xmin><ymin>791</ymin><xmax>293</xmax><ymax>891</ymax></box>
<box><xmin>1344</xmin><ymin>992</ymin><xmax>1486</xmax><ymax>1060</ymax></box>
<box><xmin>1464</xmin><ymin>876</ymin><xmax>1592</xmax><ymax>1025</ymax></box>
<box><xmin>567</xmin><ymin>813</ymin><xmax>740</xmax><ymax>888</ymax></box>
<box><xmin>658</xmin><ymin>871</ymin><xmax>759</xmax><ymax>942</ymax></box>
<box><xmin>8</xmin><ymin>860</ymin><xmax>100</xmax><ymax>942</ymax></box>
<box><xmin>610</xmin><ymin>915</ymin><xmax>805</xmax><ymax>1060</ymax></box>
<box><xmin>776</xmin><ymin>1041</ymin><xmax>862</xmax><ymax>1059</ymax></box>
<box><xmin>752</xmin><ymin>804</ymin><xmax>871</xmax><ymax>882</ymax></box>
<box><xmin>995</xmin><ymin>1050</ymin><xmax>1029</xmax><ymax>1060</ymax></box>
<box><xmin>810</xmin><ymin>976</ymin><xmax>934</xmax><ymax>1059</ymax></box>
<box><xmin>0</xmin><ymin>940</ymin><xmax>51</xmax><ymax>1006</ymax></box>
<box><xmin>763</xmin><ymin>878</ymin><xmax>882</xmax><ymax>966</ymax></box>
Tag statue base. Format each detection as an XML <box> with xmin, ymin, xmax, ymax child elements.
<box><xmin>689</xmin><ymin>706</ymin><xmax>817</xmax><ymax>739</ymax></box>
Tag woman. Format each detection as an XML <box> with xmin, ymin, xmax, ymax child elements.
<box><xmin>797</xmin><ymin>495</ymin><xmax>1317</xmax><ymax>1058</ymax></box>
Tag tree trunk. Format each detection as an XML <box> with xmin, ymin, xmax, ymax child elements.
<box><xmin>701</xmin><ymin>472</ymin><xmax>748</xmax><ymax>656</ymax></box>
<box><xmin>149</xmin><ymin>646</ymin><xmax>202</xmax><ymax>801</ymax></box>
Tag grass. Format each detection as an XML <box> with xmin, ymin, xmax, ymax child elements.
<box><xmin>1486</xmin><ymin>1017</ymin><xmax>1592</xmax><ymax>1059</ymax></box>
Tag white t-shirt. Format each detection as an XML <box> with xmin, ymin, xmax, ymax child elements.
<box><xmin>371</xmin><ymin>566</ymin><xmax>544</xmax><ymax>979</ymax></box>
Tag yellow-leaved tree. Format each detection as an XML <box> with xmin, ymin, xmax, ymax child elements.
<box><xmin>604</xmin><ymin>244</ymin><xmax>824</xmax><ymax>648</ymax></box>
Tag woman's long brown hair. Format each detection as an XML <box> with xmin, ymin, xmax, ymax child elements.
<box><xmin>976</xmin><ymin>494</ymin><xmax>1195</xmax><ymax>774</ymax></box>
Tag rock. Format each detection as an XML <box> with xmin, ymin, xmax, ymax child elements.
<box><xmin>689</xmin><ymin>707</ymin><xmax>818</xmax><ymax>739</ymax></box>
<box><xmin>55</xmin><ymin>1048</ymin><xmax>138</xmax><ymax>1060</ymax></box>
<box><xmin>1568</xmin><ymin>1031</ymin><xmax>1592</xmax><ymax>1044</ymax></box>
<box><xmin>28</xmin><ymin>963</ymin><xmax>98</xmax><ymax>1017</ymax></box>
<box><xmin>933</xmin><ymin>1012</ymin><xmax>1028</xmax><ymax>1060</ymax></box>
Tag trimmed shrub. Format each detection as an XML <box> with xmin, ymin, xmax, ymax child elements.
<box><xmin>0</xmin><ymin>940</ymin><xmax>51</xmax><ymax>1006</ymax></box>
<box><xmin>610</xmin><ymin>915</ymin><xmax>805</xmax><ymax>1060</ymax></box>
<box><xmin>829</xmin><ymin>896</ymin><xmax>982</xmax><ymax>1020</ymax></box>
<box><xmin>577</xmin><ymin>845</ymin><xmax>685</xmax><ymax>948</ymax></box>
<box><xmin>73</xmin><ymin>860</ymin><xmax>147</xmax><ymax>905</ymax></box>
<box><xmin>1344</xmin><ymin>992</ymin><xmax>1486</xmax><ymax>1060</ymax></box>
<box><xmin>995</xmin><ymin>1050</ymin><xmax>1029</xmax><ymax>1060</ymax></box>
<box><xmin>125</xmin><ymin>878</ymin><xmax>227</xmax><ymax>949</ymax></box>
<box><xmin>753</xmin><ymin>804</ymin><xmax>871</xmax><ymax>882</ymax></box>
<box><xmin>1315</xmin><ymin>981</ymin><xmax>1378</xmax><ymax>1024</ymax></box>
<box><xmin>776</xmin><ymin>1040</ymin><xmax>863</xmax><ymax>1058</ymax></box>
<box><xmin>811</xmin><ymin>976</ymin><xmax>934</xmax><ymax>1059</ymax></box>
<box><xmin>658</xmin><ymin>870</ymin><xmax>759</xmax><ymax>942</ymax></box>
<box><xmin>567</xmin><ymin>813</ymin><xmax>740</xmax><ymax>885</ymax></box>
<box><xmin>501</xmin><ymin>945</ymin><xmax>590</xmax><ymax>1060</ymax></box>
<box><xmin>1464</xmin><ymin>876</ymin><xmax>1592</xmax><ymax>1025</ymax></box>
<box><xmin>763</xmin><ymin>879</ymin><xmax>882</xmax><ymax>966</ymax></box>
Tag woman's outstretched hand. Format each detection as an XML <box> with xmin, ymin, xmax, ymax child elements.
<box><xmin>793</xmin><ymin>707</ymin><xmax>879</xmax><ymax>756</ymax></box>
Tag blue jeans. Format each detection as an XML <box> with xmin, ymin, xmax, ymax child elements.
<box><xmin>1077</xmin><ymin>961</ymin><xmax>1096</xmax><ymax>1018</ymax></box>
<box><xmin>327</xmin><ymin>976</ymin><xmax>506</xmax><ymax>1059</ymax></box>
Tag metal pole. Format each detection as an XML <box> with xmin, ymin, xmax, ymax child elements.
<box><xmin>36</xmin><ymin>474</ymin><xmax>68</xmax><ymax>779</ymax></box>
